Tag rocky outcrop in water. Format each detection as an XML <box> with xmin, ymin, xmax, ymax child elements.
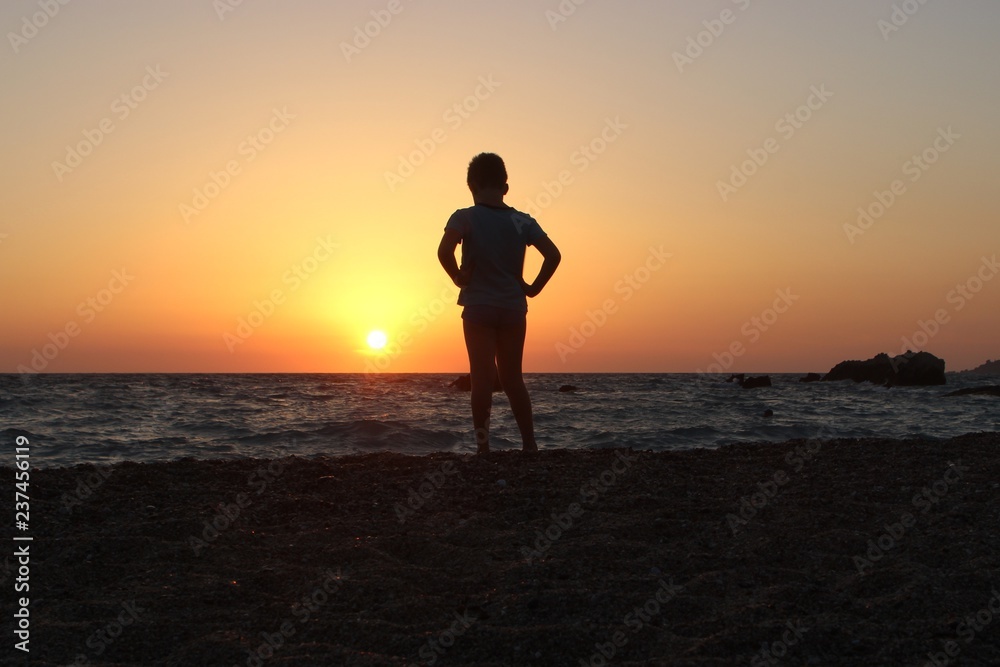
<box><xmin>449</xmin><ymin>372</ymin><xmax>502</xmax><ymax>392</ymax></box>
<box><xmin>962</xmin><ymin>359</ymin><xmax>1000</xmax><ymax>375</ymax></box>
<box><xmin>822</xmin><ymin>351</ymin><xmax>945</xmax><ymax>386</ymax></box>
<box><xmin>727</xmin><ymin>374</ymin><xmax>772</xmax><ymax>389</ymax></box>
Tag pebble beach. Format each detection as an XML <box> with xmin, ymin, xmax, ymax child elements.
<box><xmin>4</xmin><ymin>432</ymin><xmax>1000</xmax><ymax>666</ymax></box>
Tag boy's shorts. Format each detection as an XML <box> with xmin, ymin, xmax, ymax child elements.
<box><xmin>461</xmin><ymin>304</ymin><xmax>526</xmax><ymax>329</ymax></box>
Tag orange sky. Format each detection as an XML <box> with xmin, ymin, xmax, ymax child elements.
<box><xmin>1</xmin><ymin>1</ymin><xmax>998</xmax><ymax>373</ymax></box>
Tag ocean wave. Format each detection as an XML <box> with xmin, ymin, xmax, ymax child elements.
<box><xmin>3</xmin><ymin>373</ymin><xmax>998</xmax><ymax>468</ymax></box>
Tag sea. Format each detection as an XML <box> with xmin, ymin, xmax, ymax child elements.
<box><xmin>1</xmin><ymin>373</ymin><xmax>997</xmax><ymax>468</ymax></box>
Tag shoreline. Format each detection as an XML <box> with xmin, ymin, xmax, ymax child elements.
<box><xmin>4</xmin><ymin>432</ymin><xmax>1000</xmax><ymax>665</ymax></box>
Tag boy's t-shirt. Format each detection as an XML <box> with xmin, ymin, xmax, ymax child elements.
<box><xmin>445</xmin><ymin>204</ymin><xmax>547</xmax><ymax>313</ymax></box>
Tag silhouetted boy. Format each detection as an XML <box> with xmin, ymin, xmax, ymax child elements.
<box><xmin>438</xmin><ymin>153</ymin><xmax>561</xmax><ymax>454</ymax></box>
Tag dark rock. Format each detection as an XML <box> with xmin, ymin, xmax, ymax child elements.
<box><xmin>741</xmin><ymin>376</ymin><xmax>771</xmax><ymax>389</ymax></box>
<box><xmin>895</xmin><ymin>351</ymin><xmax>946</xmax><ymax>386</ymax></box>
<box><xmin>945</xmin><ymin>386</ymin><xmax>1000</xmax><ymax>397</ymax></box>
<box><xmin>800</xmin><ymin>373</ymin><xmax>822</xmax><ymax>383</ymax></box>
<box><xmin>725</xmin><ymin>373</ymin><xmax>770</xmax><ymax>389</ymax></box>
<box><xmin>449</xmin><ymin>375</ymin><xmax>471</xmax><ymax>391</ymax></box>
<box><xmin>558</xmin><ymin>385</ymin><xmax>578</xmax><ymax>393</ymax></box>
<box><xmin>449</xmin><ymin>371</ymin><xmax>502</xmax><ymax>392</ymax></box>
<box><xmin>822</xmin><ymin>351</ymin><xmax>946</xmax><ymax>386</ymax></box>
<box><xmin>763</xmin><ymin>409</ymin><xmax>774</xmax><ymax>418</ymax></box>
<box><xmin>962</xmin><ymin>359</ymin><xmax>1000</xmax><ymax>375</ymax></box>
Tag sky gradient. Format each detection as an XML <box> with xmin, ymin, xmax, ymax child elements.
<box><xmin>2</xmin><ymin>0</ymin><xmax>998</xmax><ymax>373</ymax></box>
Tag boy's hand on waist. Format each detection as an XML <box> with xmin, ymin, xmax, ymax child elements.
<box><xmin>453</xmin><ymin>262</ymin><xmax>475</xmax><ymax>288</ymax></box>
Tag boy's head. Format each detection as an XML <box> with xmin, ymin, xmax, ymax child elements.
<box><xmin>467</xmin><ymin>153</ymin><xmax>508</xmax><ymax>195</ymax></box>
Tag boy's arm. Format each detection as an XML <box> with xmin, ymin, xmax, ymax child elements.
<box><xmin>523</xmin><ymin>236</ymin><xmax>561</xmax><ymax>298</ymax></box>
<box><xmin>438</xmin><ymin>229</ymin><xmax>471</xmax><ymax>287</ymax></box>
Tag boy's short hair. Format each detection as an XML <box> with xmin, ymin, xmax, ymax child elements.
<box><xmin>467</xmin><ymin>153</ymin><xmax>507</xmax><ymax>190</ymax></box>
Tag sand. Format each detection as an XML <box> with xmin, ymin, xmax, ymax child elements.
<box><xmin>4</xmin><ymin>432</ymin><xmax>1000</xmax><ymax>666</ymax></box>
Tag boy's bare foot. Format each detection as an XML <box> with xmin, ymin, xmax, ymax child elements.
<box><xmin>477</xmin><ymin>444</ymin><xmax>490</xmax><ymax>455</ymax></box>
<box><xmin>522</xmin><ymin>442</ymin><xmax>538</xmax><ymax>456</ymax></box>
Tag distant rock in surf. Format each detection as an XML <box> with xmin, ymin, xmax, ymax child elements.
<box><xmin>741</xmin><ymin>376</ymin><xmax>772</xmax><ymax>389</ymax></box>
<box><xmin>822</xmin><ymin>351</ymin><xmax>945</xmax><ymax>386</ymax></box>
<box><xmin>449</xmin><ymin>375</ymin><xmax>472</xmax><ymax>391</ymax></box>
<box><xmin>799</xmin><ymin>373</ymin><xmax>822</xmax><ymax>383</ymax></box>
<box><xmin>961</xmin><ymin>359</ymin><xmax>1000</xmax><ymax>375</ymax></box>
<box><xmin>448</xmin><ymin>373</ymin><xmax>502</xmax><ymax>392</ymax></box>
<box><xmin>726</xmin><ymin>373</ymin><xmax>772</xmax><ymax>389</ymax></box>
<box><xmin>558</xmin><ymin>385</ymin><xmax>578</xmax><ymax>393</ymax></box>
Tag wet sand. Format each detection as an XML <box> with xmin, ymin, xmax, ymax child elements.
<box><xmin>4</xmin><ymin>432</ymin><xmax>1000</xmax><ymax>666</ymax></box>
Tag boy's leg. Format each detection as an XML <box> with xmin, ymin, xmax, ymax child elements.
<box><xmin>495</xmin><ymin>318</ymin><xmax>537</xmax><ymax>453</ymax></box>
<box><xmin>463</xmin><ymin>319</ymin><xmax>497</xmax><ymax>454</ymax></box>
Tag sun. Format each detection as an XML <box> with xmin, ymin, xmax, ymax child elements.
<box><xmin>366</xmin><ymin>330</ymin><xmax>388</xmax><ymax>350</ymax></box>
